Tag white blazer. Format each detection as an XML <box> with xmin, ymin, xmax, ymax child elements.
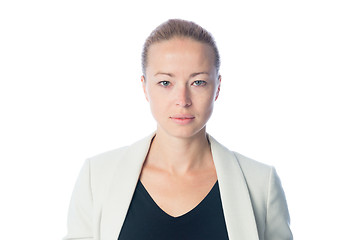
<box><xmin>63</xmin><ymin>133</ymin><xmax>293</xmax><ymax>240</ymax></box>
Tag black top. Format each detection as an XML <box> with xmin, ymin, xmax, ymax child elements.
<box><xmin>118</xmin><ymin>180</ymin><xmax>229</xmax><ymax>240</ymax></box>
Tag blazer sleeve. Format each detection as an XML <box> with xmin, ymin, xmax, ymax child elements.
<box><xmin>63</xmin><ymin>159</ymin><xmax>94</xmax><ymax>240</ymax></box>
<box><xmin>265</xmin><ymin>167</ymin><xmax>293</xmax><ymax>240</ymax></box>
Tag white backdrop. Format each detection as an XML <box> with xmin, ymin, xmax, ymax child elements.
<box><xmin>1</xmin><ymin>0</ymin><xmax>359</xmax><ymax>239</ymax></box>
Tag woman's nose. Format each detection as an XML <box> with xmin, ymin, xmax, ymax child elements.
<box><xmin>175</xmin><ymin>85</ymin><xmax>192</xmax><ymax>107</ymax></box>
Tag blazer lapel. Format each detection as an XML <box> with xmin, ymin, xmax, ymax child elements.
<box><xmin>209</xmin><ymin>135</ymin><xmax>260</xmax><ymax>240</ymax></box>
<box><xmin>100</xmin><ymin>133</ymin><xmax>154</xmax><ymax>240</ymax></box>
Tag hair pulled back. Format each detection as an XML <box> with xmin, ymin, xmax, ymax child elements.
<box><xmin>141</xmin><ymin>19</ymin><xmax>220</xmax><ymax>76</ymax></box>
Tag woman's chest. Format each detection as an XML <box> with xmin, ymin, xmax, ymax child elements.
<box><xmin>139</xmin><ymin>165</ymin><xmax>218</xmax><ymax>217</ymax></box>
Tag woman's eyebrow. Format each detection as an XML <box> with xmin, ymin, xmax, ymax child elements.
<box><xmin>154</xmin><ymin>72</ymin><xmax>174</xmax><ymax>77</ymax></box>
<box><xmin>154</xmin><ymin>72</ymin><xmax>209</xmax><ymax>78</ymax></box>
<box><xmin>190</xmin><ymin>72</ymin><xmax>209</xmax><ymax>78</ymax></box>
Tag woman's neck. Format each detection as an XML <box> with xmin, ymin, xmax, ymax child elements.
<box><xmin>146</xmin><ymin>128</ymin><xmax>213</xmax><ymax>175</ymax></box>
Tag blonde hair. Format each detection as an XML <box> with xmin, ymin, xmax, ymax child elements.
<box><xmin>141</xmin><ymin>19</ymin><xmax>220</xmax><ymax>76</ymax></box>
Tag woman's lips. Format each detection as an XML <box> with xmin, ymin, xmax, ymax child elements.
<box><xmin>170</xmin><ymin>114</ymin><xmax>195</xmax><ymax>124</ymax></box>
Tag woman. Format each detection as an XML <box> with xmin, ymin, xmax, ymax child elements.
<box><xmin>64</xmin><ymin>19</ymin><xmax>293</xmax><ymax>240</ymax></box>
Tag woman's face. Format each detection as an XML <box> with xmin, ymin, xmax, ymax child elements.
<box><xmin>142</xmin><ymin>37</ymin><xmax>221</xmax><ymax>139</ymax></box>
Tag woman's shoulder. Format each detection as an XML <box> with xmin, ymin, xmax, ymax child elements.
<box><xmin>87</xmin><ymin>133</ymin><xmax>155</xmax><ymax>172</ymax></box>
<box><xmin>89</xmin><ymin>145</ymin><xmax>129</xmax><ymax>165</ymax></box>
<box><xmin>232</xmin><ymin>151</ymin><xmax>273</xmax><ymax>174</ymax></box>
<box><xmin>83</xmin><ymin>146</ymin><xmax>131</xmax><ymax>185</ymax></box>
<box><xmin>208</xmin><ymin>134</ymin><xmax>273</xmax><ymax>175</ymax></box>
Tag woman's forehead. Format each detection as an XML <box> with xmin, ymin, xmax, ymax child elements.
<box><xmin>146</xmin><ymin>38</ymin><xmax>216</xmax><ymax>73</ymax></box>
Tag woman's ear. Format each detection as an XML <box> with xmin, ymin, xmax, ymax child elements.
<box><xmin>141</xmin><ymin>75</ymin><xmax>149</xmax><ymax>102</ymax></box>
<box><xmin>215</xmin><ymin>75</ymin><xmax>221</xmax><ymax>101</ymax></box>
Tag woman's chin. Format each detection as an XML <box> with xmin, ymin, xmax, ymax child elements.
<box><xmin>157</xmin><ymin>125</ymin><xmax>207</xmax><ymax>140</ymax></box>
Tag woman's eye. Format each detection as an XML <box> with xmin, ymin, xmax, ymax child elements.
<box><xmin>193</xmin><ymin>80</ymin><xmax>207</xmax><ymax>86</ymax></box>
<box><xmin>159</xmin><ymin>81</ymin><xmax>171</xmax><ymax>87</ymax></box>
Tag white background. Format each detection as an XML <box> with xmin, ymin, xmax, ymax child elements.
<box><xmin>1</xmin><ymin>0</ymin><xmax>359</xmax><ymax>239</ymax></box>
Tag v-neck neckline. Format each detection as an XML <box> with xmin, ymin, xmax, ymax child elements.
<box><xmin>138</xmin><ymin>180</ymin><xmax>219</xmax><ymax>220</ymax></box>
